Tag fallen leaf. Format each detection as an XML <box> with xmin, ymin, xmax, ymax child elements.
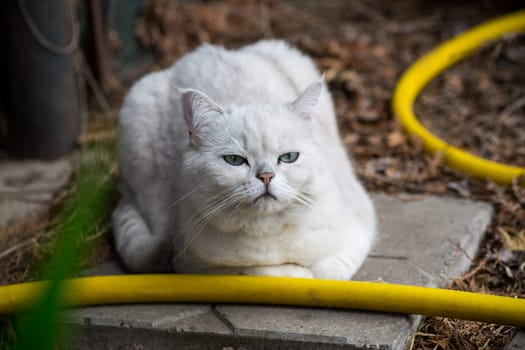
<box><xmin>448</xmin><ymin>179</ymin><xmax>471</xmax><ymax>197</ymax></box>
<box><xmin>387</xmin><ymin>130</ymin><xmax>406</xmax><ymax>148</ymax></box>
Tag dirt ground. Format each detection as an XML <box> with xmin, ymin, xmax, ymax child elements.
<box><xmin>1</xmin><ymin>0</ymin><xmax>524</xmax><ymax>349</ymax></box>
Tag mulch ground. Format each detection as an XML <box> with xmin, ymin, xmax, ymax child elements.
<box><xmin>1</xmin><ymin>1</ymin><xmax>524</xmax><ymax>349</ymax></box>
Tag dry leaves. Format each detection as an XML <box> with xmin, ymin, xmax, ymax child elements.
<box><xmin>136</xmin><ymin>0</ymin><xmax>272</xmax><ymax>65</ymax></box>
<box><xmin>499</xmin><ymin>227</ymin><xmax>525</xmax><ymax>251</ymax></box>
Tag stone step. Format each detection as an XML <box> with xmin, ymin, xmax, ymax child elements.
<box><xmin>506</xmin><ymin>330</ymin><xmax>525</xmax><ymax>350</ymax></box>
<box><xmin>0</xmin><ymin>157</ymin><xmax>72</xmax><ymax>229</ymax></box>
<box><xmin>66</xmin><ymin>194</ymin><xmax>493</xmax><ymax>349</ymax></box>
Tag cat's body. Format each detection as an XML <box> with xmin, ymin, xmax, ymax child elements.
<box><xmin>113</xmin><ymin>40</ymin><xmax>376</xmax><ymax>279</ymax></box>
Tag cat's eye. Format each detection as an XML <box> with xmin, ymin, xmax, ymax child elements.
<box><xmin>223</xmin><ymin>154</ymin><xmax>247</xmax><ymax>166</ymax></box>
<box><xmin>278</xmin><ymin>152</ymin><xmax>299</xmax><ymax>163</ymax></box>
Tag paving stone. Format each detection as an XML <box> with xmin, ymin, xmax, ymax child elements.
<box><xmin>67</xmin><ymin>304</ymin><xmax>216</xmax><ymax>330</ymax></box>
<box><xmin>66</xmin><ymin>304</ymin><xmax>233</xmax><ymax>349</ymax></box>
<box><xmin>214</xmin><ymin>305</ymin><xmax>413</xmax><ymax>348</ymax></box>
<box><xmin>355</xmin><ymin>193</ymin><xmax>492</xmax><ymax>287</ymax></box>
<box><xmin>506</xmin><ymin>330</ymin><xmax>525</xmax><ymax>350</ymax></box>
<box><xmin>65</xmin><ymin>194</ymin><xmax>492</xmax><ymax>350</ymax></box>
<box><xmin>0</xmin><ymin>157</ymin><xmax>73</xmax><ymax>229</ymax></box>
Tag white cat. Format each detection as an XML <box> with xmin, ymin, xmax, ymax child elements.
<box><xmin>112</xmin><ymin>40</ymin><xmax>376</xmax><ymax>280</ymax></box>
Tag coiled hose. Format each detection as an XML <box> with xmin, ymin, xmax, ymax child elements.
<box><xmin>392</xmin><ymin>10</ymin><xmax>525</xmax><ymax>185</ymax></box>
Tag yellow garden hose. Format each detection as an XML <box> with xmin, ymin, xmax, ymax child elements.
<box><xmin>1</xmin><ymin>275</ymin><xmax>524</xmax><ymax>327</ymax></box>
<box><xmin>392</xmin><ymin>10</ymin><xmax>525</xmax><ymax>185</ymax></box>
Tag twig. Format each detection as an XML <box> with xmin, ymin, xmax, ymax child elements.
<box><xmin>77</xmin><ymin>130</ymin><xmax>116</xmax><ymax>145</ymax></box>
<box><xmin>385</xmin><ymin>15</ymin><xmax>441</xmax><ymax>34</ymax></box>
<box><xmin>348</xmin><ymin>0</ymin><xmax>386</xmax><ymax>24</ymax></box>
<box><xmin>408</xmin><ymin>332</ymin><xmax>416</xmax><ymax>350</ymax></box>
<box><xmin>0</xmin><ymin>195</ymin><xmax>51</xmax><ymax>204</ymax></box>
<box><xmin>446</xmin><ymin>236</ymin><xmax>473</xmax><ymax>262</ymax></box>
<box><xmin>499</xmin><ymin>95</ymin><xmax>525</xmax><ymax>120</ymax></box>
<box><xmin>409</xmin><ymin>332</ymin><xmax>438</xmax><ymax>350</ymax></box>
<box><xmin>0</xmin><ymin>238</ymin><xmax>38</xmax><ymax>261</ymax></box>
<box><xmin>460</xmin><ymin>259</ymin><xmax>488</xmax><ymax>281</ymax></box>
<box><xmin>368</xmin><ymin>253</ymin><xmax>408</xmax><ymax>260</ymax></box>
<box><xmin>84</xmin><ymin>223</ymin><xmax>111</xmax><ymax>242</ymax></box>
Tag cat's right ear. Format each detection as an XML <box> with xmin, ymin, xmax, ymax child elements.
<box><xmin>289</xmin><ymin>80</ymin><xmax>322</xmax><ymax>121</ymax></box>
<box><xmin>179</xmin><ymin>89</ymin><xmax>223</xmax><ymax>146</ymax></box>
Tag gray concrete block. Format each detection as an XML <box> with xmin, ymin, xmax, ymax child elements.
<box><xmin>80</xmin><ymin>259</ymin><xmax>127</xmax><ymax>276</ymax></box>
<box><xmin>0</xmin><ymin>157</ymin><xmax>72</xmax><ymax>228</ymax></box>
<box><xmin>214</xmin><ymin>305</ymin><xmax>414</xmax><ymax>348</ymax></box>
<box><xmin>67</xmin><ymin>325</ymin><xmax>358</xmax><ymax>350</ymax></box>
<box><xmin>66</xmin><ymin>194</ymin><xmax>492</xmax><ymax>350</ymax></box>
<box><xmin>355</xmin><ymin>193</ymin><xmax>492</xmax><ymax>287</ymax></box>
<box><xmin>66</xmin><ymin>304</ymin><xmax>234</xmax><ymax>349</ymax></box>
<box><xmin>67</xmin><ymin>304</ymin><xmax>217</xmax><ymax>330</ymax></box>
<box><xmin>506</xmin><ymin>330</ymin><xmax>525</xmax><ymax>350</ymax></box>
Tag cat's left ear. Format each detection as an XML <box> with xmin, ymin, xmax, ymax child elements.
<box><xmin>289</xmin><ymin>80</ymin><xmax>323</xmax><ymax>120</ymax></box>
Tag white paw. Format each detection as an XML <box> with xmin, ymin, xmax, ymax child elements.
<box><xmin>310</xmin><ymin>255</ymin><xmax>357</xmax><ymax>280</ymax></box>
<box><xmin>243</xmin><ymin>264</ymin><xmax>314</xmax><ymax>278</ymax></box>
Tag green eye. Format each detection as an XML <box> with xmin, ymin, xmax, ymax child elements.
<box><xmin>223</xmin><ymin>154</ymin><xmax>247</xmax><ymax>166</ymax></box>
<box><xmin>278</xmin><ymin>152</ymin><xmax>299</xmax><ymax>163</ymax></box>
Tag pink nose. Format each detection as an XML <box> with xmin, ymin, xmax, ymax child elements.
<box><xmin>257</xmin><ymin>172</ymin><xmax>274</xmax><ymax>186</ymax></box>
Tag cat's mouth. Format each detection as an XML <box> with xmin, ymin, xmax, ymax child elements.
<box><xmin>254</xmin><ymin>191</ymin><xmax>277</xmax><ymax>203</ymax></box>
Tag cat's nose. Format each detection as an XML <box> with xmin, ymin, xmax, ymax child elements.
<box><xmin>256</xmin><ymin>172</ymin><xmax>274</xmax><ymax>186</ymax></box>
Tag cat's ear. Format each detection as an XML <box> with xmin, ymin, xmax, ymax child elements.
<box><xmin>290</xmin><ymin>80</ymin><xmax>323</xmax><ymax>120</ymax></box>
<box><xmin>180</xmin><ymin>89</ymin><xmax>223</xmax><ymax>145</ymax></box>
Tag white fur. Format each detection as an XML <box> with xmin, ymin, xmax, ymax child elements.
<box><xmin>113</xmin><ymin>40</ymin><xmax>376</xmax><ymax>280</ymax></box>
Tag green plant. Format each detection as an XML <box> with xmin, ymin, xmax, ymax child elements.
<box><xmin>11</xmin><ymin>140</ymin><xmax>117</xmax><ymax>350</ymax></box>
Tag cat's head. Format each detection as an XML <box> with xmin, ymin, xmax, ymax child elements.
<box><xmin>180</xmin><ymin>81</ymin><xmax>324</xmax><ymax>233</ymax></box>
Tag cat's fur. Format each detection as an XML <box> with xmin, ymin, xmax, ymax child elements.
<box><xmin>112</xmin><ymin>40</ymin><xmax>376</xmax><ymax>279</ymax></box>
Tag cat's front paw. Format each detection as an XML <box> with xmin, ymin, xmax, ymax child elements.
<box><xmin>243</xmin><ymin>264</ymin><xmax>313</xmax><ymax>278</ymax></box>
<box><xmin>310</xmin><ymin>255</ymin><xmax>357</xmax><ymax>280</ymax></box>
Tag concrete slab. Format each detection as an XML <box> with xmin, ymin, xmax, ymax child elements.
<box><xmin>0</xmin><ymin>157</ymin><xmax>73</xmax><ymax>229</ymax></box>
<box><xmin>66</xmin><ymin>194</ymin><xmax>493</xmax><ymax>350</ymax></box>
<box><xmin>506</xmin><ymin>330</ymin><xmax>525</xmax><ymax>350</ymax></box>
<box><xmin>355</xmin><ymin>193</ymin><xmax>491</xmax><ymax>287</ymax></box>
<box><xmin>213</xmin><ymin>305</ymin><xmax>413</xmax><ymax>348</ymax></box>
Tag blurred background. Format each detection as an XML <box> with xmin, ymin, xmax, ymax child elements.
<box><xmin>0</xmin><ymin>0</ymin><xmax>523</xmax><ymax>163</ymax></box>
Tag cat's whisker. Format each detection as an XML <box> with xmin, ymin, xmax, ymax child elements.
<box><xmin>291</xmin><ymin>194</ymin><xmax>313</xmax><ymax>208</ymax></box>
<box><xmin>224</xmin><ymin>196</ymin><xmax>244</xmax><ymax>227</ymax></box>
<box><xmin>173</xmin><ymin>191</ymin><xmax>244</xmax><ymax>261</ymax></box>
<box><xmin>172</xmin><ymin>221</ymin><xmax>207</xmax><ymax>262</ymax></box>
<box><xmin>173</xmin><ymin>190</ymin><xmax>231</xmax><ymax>242</ymax></box>
<box><xmin>275</xmin><ymin>182</ymin><xmax>314</xmax><ymax>208</ymax></box>
<box><xmin>174</xmin><ymin>218</ymin><xmax>211</xmax><ymax>262</ymax></box>
<box><xmin>169</xmin><ymin>189</ymin><xmax>235</xmax><ymax>254</ymax></box>
<box><xmin>197</xmin><ymin>191</ymin><xmax>242</xmax><ymax>223</ymax></box>
<box><xmin>297</xmin><ymin>191</ymin><xmax>315</xmax><ymax>205</ymax></box>
<box><xmin>166</xmin><ymin>183</ymin><xmax>208</xmax><ymax>210</ymax></box>
<box><xmin>170</xmin><ymin>191</ymin><xmax>224</xmax><ymax>244</ymax></box>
